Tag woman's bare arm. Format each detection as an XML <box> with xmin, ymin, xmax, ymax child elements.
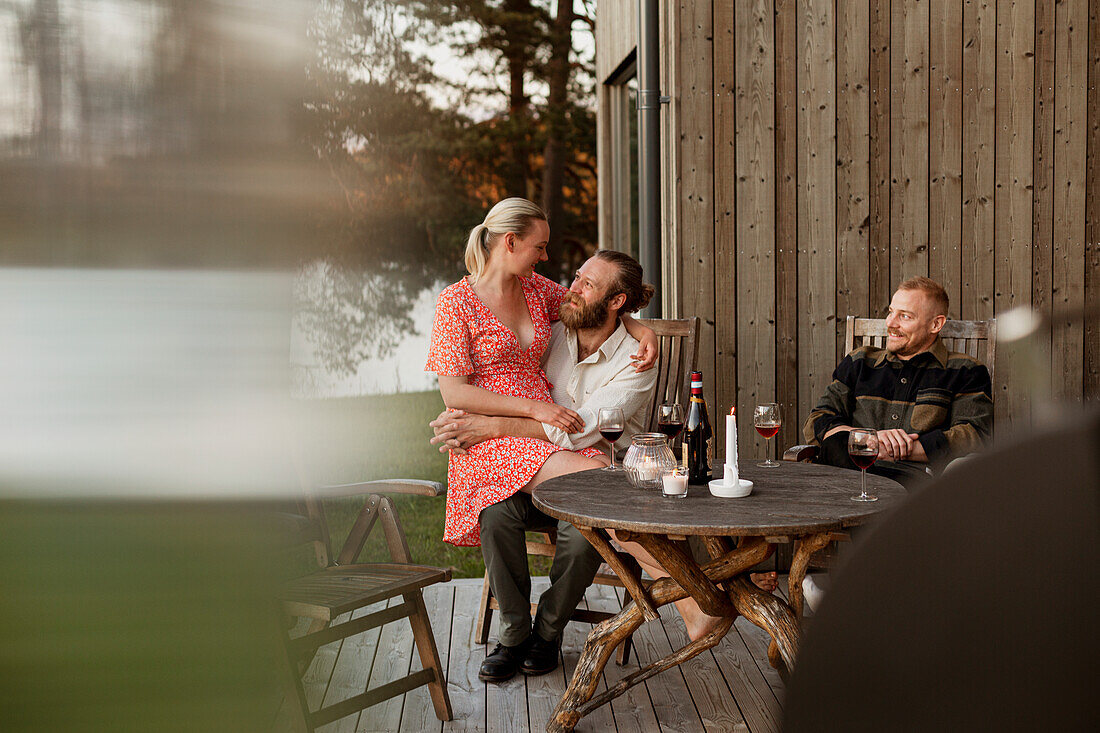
<box><xmin>437</xmin><ymin>375</ymin><xmax>584</xmax><ymax>432</ymax></box>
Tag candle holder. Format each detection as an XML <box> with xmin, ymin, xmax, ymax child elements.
<box><xmin>623</xmin><ymin>433</ymin><xmax>677</xmax><ymax>490</ymax></box>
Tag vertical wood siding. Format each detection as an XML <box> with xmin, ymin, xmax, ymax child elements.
<box><xmin>597</xmin><ymin>0</ymin><xmax>1098</xmax><ymax>449</ymax></box>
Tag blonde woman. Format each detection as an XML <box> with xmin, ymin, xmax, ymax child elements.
<box><xmin>425</xmin><ymin>198</ymin><xmax>657</xmax><ymax>550</ymax></box>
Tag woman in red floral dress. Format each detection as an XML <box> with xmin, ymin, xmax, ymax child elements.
<box><xmin>425</xmin><ymin>198</ymin><xmax>655</xmax><ymax>548</ymax></box>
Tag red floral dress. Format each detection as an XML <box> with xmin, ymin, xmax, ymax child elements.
<box><xmin>425</xmin><ymin>273</ymin><xmax>604</xmax><ymax>547</ymax></box>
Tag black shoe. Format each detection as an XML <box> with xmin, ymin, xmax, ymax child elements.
<box><xmin>520</xmin><ymin>633</ymin><xmax>560</xmax><ymax>676</ymax></box>
<box><xmin>478</xmin><ymin>641</ymin><xmax>527</xmax><ymax>683</ymax></box>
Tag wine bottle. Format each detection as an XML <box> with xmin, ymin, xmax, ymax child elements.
<box><xmin>682</xmin><ymin>370</ymin><xmax>713</xmax><ymax>484</ymax></box>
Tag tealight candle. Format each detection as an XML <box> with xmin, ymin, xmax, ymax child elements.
<box><xmin>662</xmin><ymin>468</ymin><xmax>688</xmax><ymax>498</ymax></box>
<box><xmin>636</xmin><ymin>457</ymin><xmax>659</xmax><ymax>483</ymax></box>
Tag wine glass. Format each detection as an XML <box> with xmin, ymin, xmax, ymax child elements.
<box><xmin>847</xmin><ymin>429</ymin><xmax>880</xmax><ymax>502</ymax></box>
<box><xmin>657</xmin><ymin>402</ymin><xmax>684</xmax><ymax>444</ymax></box>
<box><xmin>598</xmin><ymin>407</ymin><xmax>625</xmax><ymax>471</ymax></box>
<box><xmin>753</xmin><ymin>403</ymin><xmax>782</xmax><ymax>468</ymax></box>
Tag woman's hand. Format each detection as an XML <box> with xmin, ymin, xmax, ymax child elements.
<box><xmin>631</xmin><ymin>328</ymin><xmax>658</xmax><ymax>372</ymax></box>
<box><xmin>528</xmin><ymin>401</ymin><xmax>585</xmax><ymax>433</ymax></box>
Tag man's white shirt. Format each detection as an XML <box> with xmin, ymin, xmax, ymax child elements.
<box><xmin>541</xmin><ymin>321</ymin><xmax>657</xmax><ymax>452</ymax></box>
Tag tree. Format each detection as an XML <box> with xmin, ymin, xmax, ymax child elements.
<box><xmin>299</xmin><ymin>0</ymin><xmax>598</xmax><ymax>376</ymax></box>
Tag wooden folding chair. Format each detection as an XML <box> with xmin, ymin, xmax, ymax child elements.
<box><xmin>277</xmin><ymin>479</ymin><xmax>452</xmax><ymax>731</ymax></box>
<box><xmin>473</xmin><ymin>317</ymin><xmax>700</xmax><ymax>664</ymax></box>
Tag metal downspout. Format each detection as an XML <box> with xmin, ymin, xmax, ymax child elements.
<box><xmin>637</xmin><ymin>0</ymin><xmax>663</xmax><ymax>317</ymax></box>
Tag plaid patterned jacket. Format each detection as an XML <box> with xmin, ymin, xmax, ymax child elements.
<box><xmin>803</xmin><ymin>338</ymin><xmax>993</xmax><ymax>466</ymax></box>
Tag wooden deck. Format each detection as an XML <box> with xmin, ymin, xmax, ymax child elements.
<box><xmin>292</xmin><ymin>576</ymin><xmax>789</xmax><ymax>733</ymax></box>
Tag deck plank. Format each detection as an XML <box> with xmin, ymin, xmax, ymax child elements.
<box><xmin>357</xmin><ymin>598</ymin><xmax>415</xmax><ymax>733</ymax></box>
<box><xmin>398</xmin><ymin>583</ymin><xmax>454</xmax><ymax>733</ymax></box>
<box><xmin>524</xmin><ymin>577</ymin><xmax>563</xmax><ymax>733</ymax></box>
<box><xmin>625</xmin><ymin>596</ymin><xmax>707</xmax><ymax>732</ymax></box>
<box><xmin>593</xmin><ymin>584</ymin><xmax>660</xmax><ymax>732</ymax></box>
<box><xmin>443</xmin><ymin>580</ymin><xmax>488</xmax><ymax>733</ymax></box>
<box><xmin>563</xmin><ymin>586</ymin><xmax>619</xmax><ymax>732</ymax></box>
<box><xmin>317</xmin><ymin>603</ymin><xmax>388</xmax><ymax>733</ymax></box>
<box><xmin>653</xmin><ymin>599</ymin><xmax>748</xmax><ymax>731</ymax></box>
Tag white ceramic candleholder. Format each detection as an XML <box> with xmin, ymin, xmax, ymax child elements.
<box><xmin>708</xmin><ymin>477</ymin><xmax>753</xmax><ymax>498</ymax></box>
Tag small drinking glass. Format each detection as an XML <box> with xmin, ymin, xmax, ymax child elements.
<box><xmin>848</xmin><ymin>429</ymin><xmax>880</xmax><ymax>502</ymax></box>
<box><xmin>598</xmin><ymin>407</ymin><xmax>625</xmax><ymax>471</ymax></box>
<box><xmin>753</xmin><ymin>403</ymin><xmax>782</xmax><ymax>468</ymax></box>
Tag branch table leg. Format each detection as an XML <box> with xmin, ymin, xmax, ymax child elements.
<box><xmin>726</xmin><ymin>574</ymin><xmax>801</xmax><ymax>674</ymax></box>
<box><xmin>575</xmin><ymin>525</ymin><xmax>660</xmax><ymax>621</ymax></box>
<box><xmin>547</xmin><ymin>536</ymin><xmax>772</xmax><ymax>732</ymax></box>
<box><xmin>788</xmin><ymin>532</ymin><xmax>832</xmax><ymax>618</ymax></box>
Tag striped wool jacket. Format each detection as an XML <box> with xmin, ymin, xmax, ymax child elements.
<box><xmin>803</xmin><ymin>338</ymin><xmax>993</xmax><ymax>466</ymax></box>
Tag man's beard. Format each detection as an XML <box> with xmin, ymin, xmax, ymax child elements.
<box><xmin>560</xmin><ymin>292</ymin><xmax>613</xmax><ymax>330</ymax></box>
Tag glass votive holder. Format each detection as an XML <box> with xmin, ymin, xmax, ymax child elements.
<box><xmin>623</xmin><ymin>433</ymin><xmax>677</xmax><ymax>489</ymax></box>
<box><xmin>661</xmin><ymin>466</ymin><xmax>689</xmax><ymax>498</ymax></box>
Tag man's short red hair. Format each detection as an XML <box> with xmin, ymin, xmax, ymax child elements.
<box><xmin>897</xmin><ymin>276</ymin><xmax>949</xmax><ymax>317</ymax></box>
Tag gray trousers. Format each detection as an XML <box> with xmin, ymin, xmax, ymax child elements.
<box><xmin>479</xmin><ymin>492</ymin><xmax>602</xmax><ymax>647</ymax></box>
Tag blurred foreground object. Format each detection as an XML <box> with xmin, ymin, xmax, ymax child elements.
<box><xmin>0</xmin><ymin>502</ymin><xmax>288</xmax><ymax>732</ymax></box>
<box><xmin>783</xmin><ymin>409</ymin><xmax>1100</xmax><ymax>731</ymax></box>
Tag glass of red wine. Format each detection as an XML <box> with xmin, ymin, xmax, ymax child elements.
<box><xmin>753</xmin><ymin>403</ymin><xmax>782</xmax><ymax>468</ymax></box>
<box><xmin>657</xmin><ymin>402</ymin><xmax>684</xmax><ymax>441</ymax></box>
<box><xmin>847</xmin><ymin>429</ymin><xmax>880</xmax><ymax>501</ymax></box>
<box><xmin>598</xmin><ymin>407</ymin><xmax>625</xmax><ymax>471</ymax></box>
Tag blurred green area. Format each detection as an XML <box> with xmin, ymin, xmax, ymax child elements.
<box><xmin>290</xmin><ymin>390</ymin><xmax>552</xmax><ymax>579</ymax></box>
<box><xmin>0</xmin><ymin>502</ymin><xmax>286</xmax><ymax>732</ymax></box>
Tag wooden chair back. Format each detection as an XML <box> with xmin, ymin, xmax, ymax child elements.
<box><xmin>636</xmin><ymin>317</ymin><xmax>700</xmax><ymax>431</ymax></box>
<box><xmin>844</xmin><ymin>316</ymin><xmax>996</xmax><ymax>383</ymax></box>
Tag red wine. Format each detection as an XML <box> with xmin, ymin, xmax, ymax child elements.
<box><xmin>683</xmin><ymin>371</ymin><xmax>712</xmax><ymax>484</ymax></box>
<box><xmin>850</xmin><ymin>450</ymin><xmax>878</xmax><ymax>470</ymax></box>
<box><xmin>657</xmin><ymin>421</ymin><xmax>683</xmax><ymax>438</ymax></box>
<box><xmin>600</xmin><ymin>429</ymin><xmax>624</xmax><ymax>443</ymax></box>
<box><xmin>755</xmin><ymin>423</ymin><xmax>780</xmax><ymax>439</ymax></box>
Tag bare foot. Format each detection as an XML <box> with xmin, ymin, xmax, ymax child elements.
<box><xmin>683</xmin><ymin>610</ymin><xmax>725</xmax><ymax>641</ymax></box>
<box><xmin>674</xmin><ymin>597</ymin><xmax>725</xmax><ymax>641</ymax></box>
<box><xmin>751</xmin><ymin>571</ymin><xmax>778</xmax><ymax>593</ymax></box>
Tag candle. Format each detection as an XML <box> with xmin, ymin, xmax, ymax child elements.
<box><xmin>636</xmin><ymin>457</ymin><xmax>659</xmax><ymax>483</ymax></box>
<box><xmin>662</xmin><ymin>468</ymin><xmax>689</xmax><ymax>497</ymax></box>
<box><xmin>725</xmin><ymin>407</ymin><xmax>739</xmax><ymax>486</ymax></box>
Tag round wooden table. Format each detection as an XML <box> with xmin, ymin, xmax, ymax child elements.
<box><xmin>532</xmin><ymin>459</ymin><xmax>905</xmax><ymax>733</ymax></box>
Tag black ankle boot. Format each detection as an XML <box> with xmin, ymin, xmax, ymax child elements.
<box><xmin>520</xmin><ymin>632</ymin><xmax>561</xmax><ymax>676</ymax></box>
<box><xmin>478</xmin><ymin>640</ymin><xmax>528</xmax><ymax>683</ymax></box>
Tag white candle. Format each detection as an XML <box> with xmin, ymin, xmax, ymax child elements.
<box><xmin>636</xmin><ymin>457</ymin><xmax>659</xmax><ymax>482</ymax></box>
<box><xmin>663</xmin><ymin>470</ymin><xmax>688</xmax><ymax>497</ymax></box>
<box><xmin>725</xmin><ymin>409</ymin><xmax>739</xmax><ymax>486</ymax></box>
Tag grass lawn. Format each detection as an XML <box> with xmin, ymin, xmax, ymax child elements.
<box><xmin>292</xmin><ymin>390</ymin><xmax>553</xmax><ymax>579</ymax></box>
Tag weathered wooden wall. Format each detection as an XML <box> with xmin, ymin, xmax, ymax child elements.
<box><xmin>598</xmin><ymin>0</ymin><xmax>1098</xmax><ymax>458</ymax></box>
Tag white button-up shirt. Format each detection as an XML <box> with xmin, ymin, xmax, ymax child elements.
<box><xmin>541</xmin><ymin>321</ymin><xmax>657</xmax><ymax>451</ymax></box>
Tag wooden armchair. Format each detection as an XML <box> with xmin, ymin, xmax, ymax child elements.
<box><xmin>278</xmin><ymin>479</ymin><xmax>452</xmax><ymax>731</ymax></box>
<box><xmin>784</xmin><ymin>315</ymin><xmax>996</xmax><ymax>463</ymax></box>
<box><xmin>473</xmin><ymin>317</ymin><xmax>699</xmax><ymax>663</ymax></box>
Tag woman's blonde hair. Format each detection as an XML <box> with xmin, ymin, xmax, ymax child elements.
<box><xmin>464</xmin><ymin>197</ymin><xmax>548</xmax><ymax>283</ymax></box>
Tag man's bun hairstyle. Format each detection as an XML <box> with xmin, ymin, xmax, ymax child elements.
<box><xmin>593</xmin><ymin>249</ymin><xmax>655</xmax><ymax>314</ymax></box>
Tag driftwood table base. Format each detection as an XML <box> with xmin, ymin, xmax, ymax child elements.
<box><xmin>547</xmin><ymin>536</ymin><xmax>801</xmax><ymax>733</ymax></box>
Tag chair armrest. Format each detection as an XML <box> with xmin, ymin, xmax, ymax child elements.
<box><xmin>317</xmin><ymin>479</ymin><xmax>444</xmax><ymax>498</ymax></box>
<box><xmin>783</xmin><ymin>444</ymin><xmax>818</xmax><ymax>462</ymax></box>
